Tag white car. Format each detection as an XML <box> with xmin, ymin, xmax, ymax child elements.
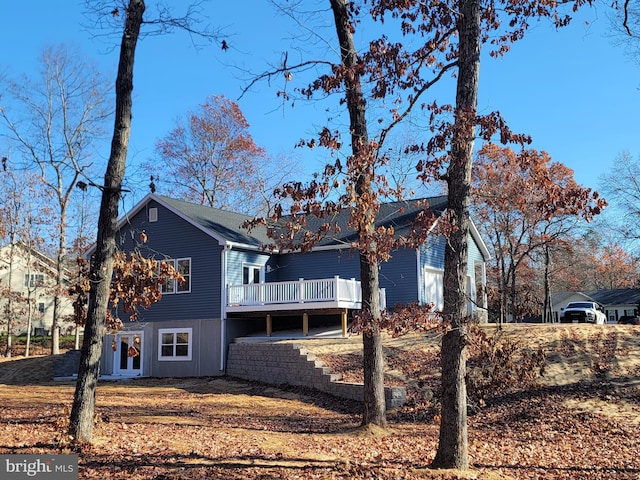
<box><xmin>560</xmin><ymin>301</ymin><xmax>607</xmax><ymax>324</ymax></box>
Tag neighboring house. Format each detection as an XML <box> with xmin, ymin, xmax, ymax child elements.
<box><xmin>551</xmin><ymin>289</ymin><xmax>640</xmax><ymax>323</ymax></box>
<box><xmin>99</xmin><ymin>194</ymin><xmax>490</xmax><ymax>378</ymax></box>
<box><xmin>0</xmin><ymin>242</ymin><xmax>74</xmax><ymax>336</ymax></box>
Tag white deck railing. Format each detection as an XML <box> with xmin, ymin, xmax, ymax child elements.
<box><xmin>227</xmin><ymin>276</ymin><xmax>385</xmax><ymax>309</ymax></box>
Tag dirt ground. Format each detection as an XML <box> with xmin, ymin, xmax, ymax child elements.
<box><xmin>0</xmin><ymin>324</ymin><xmax>638</xmax><ymax>479</ymax></box>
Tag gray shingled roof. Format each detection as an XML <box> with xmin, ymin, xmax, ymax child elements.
<box><xmin>156</xmin><ymin>195</ymin><xmax>272</xmax><ymax>247</ymax></box>
<box><xmin>155</xmin><ymin>194</ymin><xmax>449</xmax><ymax>249</ymax></box>
<box><xmin>551</xmin><ymin>289</ymin><xmax>640</xmax><ymax>308</ymax></box>
<box><xmin>587</xmin><ymin>288</ymin><xmax>640</xmax><ymax>307</ymax></box>
<box><xmin>550</xmin><ymin>291</ymin><xmax>594</xmax><ymax>306</ymax></box>
<box><xmin>316</xmin><ymin>196</ymin><xmax>448</xmax><ymax>246</ymax></box>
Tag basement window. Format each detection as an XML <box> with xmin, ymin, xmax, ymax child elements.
<box><xmin>158</xmin><ymin>328</ymin><xmax>192</xmax><ymax>361</ymax></box>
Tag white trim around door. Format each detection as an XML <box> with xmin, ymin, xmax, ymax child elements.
<box><xmin>113</xmin><ymin>331</ymin><xmax>144</xmax><ymax>376</ymax></box>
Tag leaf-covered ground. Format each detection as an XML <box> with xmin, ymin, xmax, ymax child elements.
<box><xmin>0</xmin><ymin>324</ymin><xmax>638</xmax><ymax>479</ymax></box>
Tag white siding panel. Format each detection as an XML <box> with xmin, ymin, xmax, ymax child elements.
<box><xmin>423</xmin><ymin>267</ymin><xmax>443</xmax><ymax>310</ymax></box>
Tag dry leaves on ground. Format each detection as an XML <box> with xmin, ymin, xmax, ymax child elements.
<box><xmin>0</xmin><ymin>324</ymin><xmax>638</xmax><ymax>479</ymax></box>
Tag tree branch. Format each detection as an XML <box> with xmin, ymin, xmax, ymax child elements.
<box><xmin>238</xmin><ymin>59</ymin><xmax>334</xmax><ymax>101</ymax></box>
<box><xmin>623</xmin><ymin>0</ymin><xmax>633</xmax><ymax>36</ymax></box>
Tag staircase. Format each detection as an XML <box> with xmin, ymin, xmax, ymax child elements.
<box><xmin>226</xmin><ymin>341</ymin><xmax>406</xmax><ymax>409</ymax></box>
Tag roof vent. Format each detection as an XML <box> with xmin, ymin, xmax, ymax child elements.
<box><xmin>149</xmin><ymin>207</ymin><xmax>158</xmax><ymax>222</ymax></box>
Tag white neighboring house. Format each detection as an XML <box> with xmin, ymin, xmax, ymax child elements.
<box><xmin>0</xmin><ymin>242</ymin><xmax>74</xmax><ymax>336</ymax></box>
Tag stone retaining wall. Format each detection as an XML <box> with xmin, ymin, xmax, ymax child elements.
<box><xmin>54</xmin><ymin>349</ymin><xmax>81</xmax><ymax>378</ymax></box>
<box><xmin>226</xmin><ymin>341</ymin><xmax>406</xmax><ymax>409</ymax></box>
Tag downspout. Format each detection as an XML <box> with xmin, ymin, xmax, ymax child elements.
<box><xmin>220</xmin><ymin>243</ymin><xmax>232</xmax><ymax>371</ymax></box>
<box><xmin>416</xmin><ymin>247</ymin><xmax>422</xmax><ymax>304</ymax></box>
<box><xmin>481</xmin><ymin>261</ymin><xmax>487</xmax><ymax>310</ymax></box>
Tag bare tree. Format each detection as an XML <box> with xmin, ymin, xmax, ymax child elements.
<box><xmin>600</xmin><ymin>151</ymin><xmax>640</xmax><ymax>245</ymax></box>
<box><xmin>68</xmin><ymin>0</ymin><xmax>146</xmax><ymax>443</ymax></box>
<box><xmin>69</xmin><ymin>0</ymin><xmax>221</xmax><ymax>443</ymax></box>
<box><xmin>472</xmin><ymin>145</ymin><xmax>605</xmax><ymax>324</ymax></box>
<box><xmin>145</xmin><ymin>95</ymin><xmax>271</xmax><ymax>214</ymax></box>
<box><xmin>612</xmin><ymin>0</ymin><xmax>640</xmax><ymax>62</ymax></box>
<box><xmin>0</xmin><ymin>161</ymin><xmax>49</xmax><ymax>357</ymax></box>
<box><xmin>243</xmin><ymin>0</ymin><xmax>445</xmax><ymax>427</ymax></box>
<box><xmin>0</xmin><ymin>44</ymin><xmax>111</xmax><ymax>355</ymax></box>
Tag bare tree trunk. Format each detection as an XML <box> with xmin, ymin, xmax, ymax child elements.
<box><xmin>432</xmin><ymin>0</ymin><xmax>481</xmax><ymax>470</ymax></box>
<box><xmin>360</xmin><ymin>252</ymin><xmax>386</xmax><ymax>427</ymax></box>
<box><xmin>330</xmin><ymin>0</ymin><xmax>386</xmax><ymax>426</ymax></box>
<box><xmin>498</xmin><ymin>251</ymin><xmax>508</xmax><ymax>326</ymax></box>
<box><xmin>4</xmin><ymin>242</ymin><xmax>16</xmax><ymax>358</ymax></box>
<box><xmin>25</xmin><ymin>301</ymin><xmax>33</xmax><ymax>357</ymax></box>
<box><xmin>543</xmin><ymin>246</ymin><xmax>552</xmax><ymax>323</ymax></box>
<box><xmin>51</xmin><ymin>294</ymin><xmax>61</xmax><ymax>355</ymax></box>
<box><xmin>51</xmin><ymin>231</ymin><xmax>68</xmax><ymax>355</ymax></box>
<box><xmin>509</xmin><ymin>266</ymin><xmax>517</xmax><ymax>322</ymax></box>
<box><xmin>68</xmin><ymin>0</ymin><xmax>145</xmax><ymax>443</ymax></box>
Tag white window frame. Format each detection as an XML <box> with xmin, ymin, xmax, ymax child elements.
<box><xmin>24</xmin><ymin>273</ymin><xmax>44</xmax><ymax>289</ymax></box>
<box><xmin>160</xmin><ymin>258</ymin><xmax>191</xmax><ymax>294</ymax></box>
<box><xmin>158</xmin><ymin>327</ymin><xmax>192</xmax><ymax>361</ymax></box>
<box><xmin>242</xmin><ymin>263</ymin><xmax>263</xmax><ymax>285</ymax></box>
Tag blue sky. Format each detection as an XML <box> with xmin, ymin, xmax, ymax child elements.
<box><xmin>2</xmin><ymin>2</ymin><xmax>638</xmax><ymax>211</ymax></box>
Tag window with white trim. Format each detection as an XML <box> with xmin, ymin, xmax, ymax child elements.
<box><xmin>160</xmin><ymin>258</ymin><xmax>191</xmax><ymax>294</ymax></box>
<box><xmin>242</xmin><ymin>264</ymin><xmax>262</xmax><ymax>284</ymax></box>
<box><xmin>24</xmin><ymin>274</ymin><xmax>44</xmax><ymax>289</ymax></box>
<box><xmin>158</xmin><ymin>328</ymin><xmax>192</xmax><ymax>361</ymax></box>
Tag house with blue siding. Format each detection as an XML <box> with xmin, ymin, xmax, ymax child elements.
<box><xmin>100</xmin><ymin>194</ymin><xmax>489</xmax><ymax>378</ymax></box>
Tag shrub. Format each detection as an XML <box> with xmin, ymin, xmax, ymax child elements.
<box><xmin>466</xmin><ymin>325</ymin><xmax>546</xmax><ymax>409</ymax></box>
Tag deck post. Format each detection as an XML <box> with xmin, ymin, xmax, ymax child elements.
<box><xmin>266</xmin><ymin>314</ymin><xmax>272</xmax><ymax>337</ymax></box>
<box><xmin>303</xmin><ymin>312</ymin><xmax>309</xmax><ymax>336</ymax></box>
<box><xmin>341</xmin><ymin>309</ymin><xmax>348</xmax><ymax>337</ymax></box>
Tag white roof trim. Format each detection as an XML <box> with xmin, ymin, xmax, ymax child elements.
<box><xmin>468</xmin><ymin>218</ymin><xmax>491</xmax><ymax>261</ymax></box>
<box><xmin>87</xmin><ymin>193</ymin><xmax>262</xmax><ymax>255</ymax></box>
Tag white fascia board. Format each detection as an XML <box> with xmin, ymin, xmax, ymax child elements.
<box><xmin>469</xmin><ymin>218</ymin><xmax>491</xmax><ymax>261</ymax></box>
<box><xmin>86</xmin><ymin>194</ymin><xmax>263</xmax><ymax>254</ymax></box>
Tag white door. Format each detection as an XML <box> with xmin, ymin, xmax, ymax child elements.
<box><xmin>423</xmin><ymin>267</ymin><xmax>444</xmax><ymax>310</ymax></box>
<box><xmin>242</xmin><ymin>264</ymin><xmax>264</xmax><ymax>304</ymax></box>
<box><xmin>114</xmin><ymin>332</ymin><xmax>143</xmax><ymax>376</ymax></box>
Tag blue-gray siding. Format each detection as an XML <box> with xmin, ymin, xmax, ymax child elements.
<box><xmin>420</xmin><ymin>235</ymin><xmax>445</xmax><ymax>271</ymax></box>
<box><xmin>379</xmin><ymin>249</ymin><xmax>419</xmax><ymax>307</ymax></box>
<box><xmin>273</xmin><ymin>247</ymin><xmax>420</xmax><ymax>308</ymax></box>
<box><xmin>226</xmin><ymin>248</ymin><xmax>271</xmax><ymax>285</ymax></box>
<box><xmin>274</xmin><ymin>249</ymin><xmax>361</xmax><ymax>282</ymax></box>
<box><xmin>101</xmin><ymin>319</ymin><xmax>223</xmax><ymax>377</ymax></box>
<box><xmin>116</xmin><ymin>200</ymin><xmax>223</xmax><ymax>322</ymax></box>
<box><xmin>467</xmin><ymin>233</ymin><xmax>485</xmax><ymax>276</ymax></box>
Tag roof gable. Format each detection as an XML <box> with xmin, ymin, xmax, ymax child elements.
<box><xmin>116</xmin><ymin>194</ymin><xmax>271</xmax><ymax>249</ymax></box>
<box><xmin>0</xmin><ymin>242</ymin><xmax>68</xmax><ymax>278</ymax></box>
<box><xmin>551</xmin><ymin>291</ymin><xmax>596</xmax><ymax>306</ymax></box>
